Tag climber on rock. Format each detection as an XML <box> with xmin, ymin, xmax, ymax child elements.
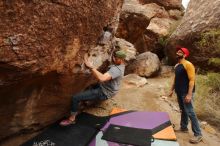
<box><xmin>60</xmin><ymin>50</ymin><xmax>126</xmax><ymax>126</ymax></box>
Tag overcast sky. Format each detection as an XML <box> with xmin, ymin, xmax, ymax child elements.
<box><xmin>182</xmin><ymin>0</ymin><xmax>190</xmax><ymax>8</ymax></box>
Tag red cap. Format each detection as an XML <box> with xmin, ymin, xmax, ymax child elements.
<box><xmin>176</xmin><ymin>46</ymin><xmax>190</xmax><ymax>58</ymax></box>
<box><xmin>180</xmin><ymin>48</ymin><xmax>190</xmax><ymax>58</ymax></box>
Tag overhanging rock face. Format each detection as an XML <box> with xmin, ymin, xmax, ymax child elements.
<box><xmin>0</xmin><ymin>0</ymin><xmax>123</xmax><ymax>141</ymax></box>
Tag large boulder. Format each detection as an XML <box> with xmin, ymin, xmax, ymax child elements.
<box><xmin>126</xmin><ymin>52</ymin><xmax>160</xmax><ymax>77</ymax></box>
<box><xmin>166</xmin><ymin>0</ymin><xmax>220</xmax><ymax>71</ymax></box>
<box><xmin>0</xmin><ymin>0</ymin><xmax>123</xmax><ymax>141</ymax></box>
<box><xmin>116</xmin><ymin>0</ymin><xmax>183</xmax><ymax>59</ymax></box>
<box><xmin>147</xmin><ymin>17</ymin><xmax>176</xmax><ymax>36</ymax></box>
<box><xmin>114</xmin><ymin>38</ymin><xmax>137</xmax><ymax>61</ymax></box>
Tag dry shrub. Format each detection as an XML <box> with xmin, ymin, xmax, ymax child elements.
<box><xmin>195</xmin><ymin>73</ymin><xmax>220</xmax><ymax>127</ymax></box>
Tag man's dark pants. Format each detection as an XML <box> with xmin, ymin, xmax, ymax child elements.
<box><xmin>176</xmin><ymin>93</ymin><xmax>202</xmax><ymax>136</ymax></box>
<box><xmin>71</xmin><ymin>84</ymin><xmax>107</xmax><ymax>114</ymax></box>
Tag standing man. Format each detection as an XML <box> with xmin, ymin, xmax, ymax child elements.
<box><xmin>169</xmin><ymin>47</ymin><xmax>203</xmax><ymax>144</ymax></box>
<box><xmin>60</xmin><ymin>50</ymin><xmax>126</xmax><ymax>126</ymax></box>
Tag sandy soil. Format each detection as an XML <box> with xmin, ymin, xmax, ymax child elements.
<box><xmin>1</xmin><ymin>75</ymin><xmax>220</xmax><ymax>146</ymax></box>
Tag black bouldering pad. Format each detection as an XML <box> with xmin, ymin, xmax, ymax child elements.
<box><xmin>102</xmin><ymin>124</ymin><xmax>153</xmax><ymax>146</ymax></box>
<box><xmin>76</xmin><ymin>112</ymin><xmax>109</xmax><ymax>129</ymax></box>
<box><xmin>22</xmin><ymin>122</ymin><xmax>97</xmax><ymax>146</ymax></box>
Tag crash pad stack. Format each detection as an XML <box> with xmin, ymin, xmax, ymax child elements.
<box><xmin>22</xmin><ymin>108</ymin><xmax>179</xmax><ymax>146</ymax></box>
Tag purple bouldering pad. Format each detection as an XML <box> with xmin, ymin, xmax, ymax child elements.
<box><xmin>89</xmin><ymin>111</ymin><xmax>171</xmax><ymax>146</ymax></box>
<box><xmin>102</xmin><ymin>111</ymin><xmax>170</xmax><ymax>131</ymax></box>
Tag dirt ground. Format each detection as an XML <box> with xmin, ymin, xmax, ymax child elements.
<box><xmin>109</xmin><ymin>76</ymin><xmax>220</xmax><ymax>146</ymax></box>
<box><xmin>1</xmin><ymin>75</ymin><xmax>220</xmax><ymax>146</ymax></box>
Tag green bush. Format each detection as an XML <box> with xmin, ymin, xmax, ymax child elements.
<box><xmin>195</xmin><ymin>73</ymin><xmax>220</xmax><ymax>126</ymax></box>
<box><xmin>208</xmin><ymin>58</ymin><xmax>220</xmax><ymax>67</ymax></box>
<box><xmin>158</xmin><ymin>37</ymin><xmax>168</xmax><ymax>47</ymax></box>
<box><xmin>206</xmin><ymin>73</ymin><xmax>220</xmax><ymax>91</ymax></box>
<box><xmin>195</xmin><ymin>29</ymin><xmax>220</xmax><ymax>54</ymax></box>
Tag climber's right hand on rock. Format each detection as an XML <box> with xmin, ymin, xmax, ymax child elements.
<box><xmin>84</xmin><ymin>54</ymin><xmax>94</xmax><ymax>69</ymax></box>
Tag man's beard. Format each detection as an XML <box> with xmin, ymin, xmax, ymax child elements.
<box><xmin>176</xmin><ymin>55</ymin><xmax>183</xmax><ymax>60</ymax></box>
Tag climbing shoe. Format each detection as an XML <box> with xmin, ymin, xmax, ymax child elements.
<box><xmin>59</xmin><ymin>119</ymin><xmax>75</xmax><ymax>126</ymax></box>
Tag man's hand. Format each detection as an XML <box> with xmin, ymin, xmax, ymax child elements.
<box><xmin>184</xmin><ymin>94</ymin><xmax>192</xmax><ymax>103</ymax></box>
<box><xmin>84</xmin><ymin>54</ymin><xmax>95</xmax><ymax>69</ymax></box>
<box><xmin>168</xmin><ymin>90</ymin><xmax>174</xmax><ymax>97</ymax></box>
